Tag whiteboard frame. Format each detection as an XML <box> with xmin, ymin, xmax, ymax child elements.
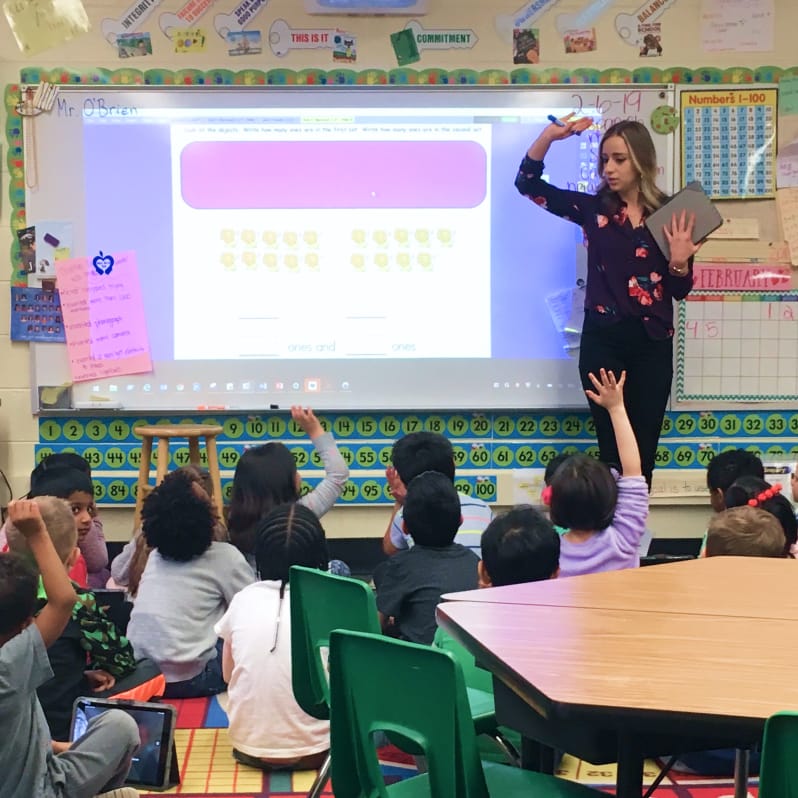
<box><xmin>22</xmin><ymin>83</ymin><xmax>677</xmax><ymax>414</ymax></box>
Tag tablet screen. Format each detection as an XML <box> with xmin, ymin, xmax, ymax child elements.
<box><xmin>70</xmin><ymin>698</ymin><xmax>175</xmax><ymax>789</ymax></box>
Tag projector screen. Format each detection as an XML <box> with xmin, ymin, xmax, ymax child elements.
<box><xmin>26</xmin><ymin>85</ymin><xmax>674</xmax><ymax>411</ymax></box>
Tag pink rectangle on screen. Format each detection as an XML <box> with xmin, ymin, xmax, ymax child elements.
<box><xmin>180</xmin><ymin>140</ymin><xmax>487</xmax><ymax>209</ymax></box>
<box><xmin>54</xmin><ymin>251</ymin><xmax>152</xmax><ymax>383</ymax></box>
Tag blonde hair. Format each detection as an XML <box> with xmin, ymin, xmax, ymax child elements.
<box><xmin>706</xmin><ymin>506</ymin><xmax>786</xmax><ymax>558</ymax></box>
<box><xmin>6</xmin><ymin>496</ymin><xmax>77</xmax><ymax>564</ymax></box>
<box><xmin>597</xmin><ymin>120</ymin><xmax>666</xmax><ymax>214</ymax></box>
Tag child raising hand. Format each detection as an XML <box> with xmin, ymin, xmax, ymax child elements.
<box><xmin>549</xmin><ymin>368</ymin><xmax>649</xmax><ymax>577</ymax></box>
<box><xmin>228</xmin><ymin>406</ymin><xmax>349</xmax><ymax>571</ymax></box>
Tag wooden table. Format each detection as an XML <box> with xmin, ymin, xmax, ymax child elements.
<box><xmin>437</xmin><ymin>558</ymin><xmax>798</xmax><ymax>798</ymax></box>
<box><xmin>443</xmin><ymin>556</ymin><xmax>798</xmax><ymax>619</ymax></box>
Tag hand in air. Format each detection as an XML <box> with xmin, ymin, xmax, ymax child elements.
<box><xmin>7</xmin><ymin>499</ymin><xmax>46</xmax><ymax>539</ymax></box>
<box><xmin>291</xmin><ymin>406</ymin><xmax>324</xmax><ymax>439</ymax></box>
<box><xmin>585</xmin><ymin>368</ymin><xmax>626</xmax><ymax>410</ymax></box>
<box><xmin>664</xmin><ymin>209</ymin><xmax>701</xmax><ymax>274</ymax></box>
<box><xmin>546</xmin><ymin>112</ymin><xmax>593</xmax><ymax>140</ymax></box>
<box><xmin>385</xmin><ymin>466</ymin><xmax>407</xmax><ymax>505</ymax></box>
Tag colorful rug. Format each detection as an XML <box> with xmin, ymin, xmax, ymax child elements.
<box><xmin>143</xmin><ymin>697</ymin><xmax>758</xmax><ymax>797</ymax></box>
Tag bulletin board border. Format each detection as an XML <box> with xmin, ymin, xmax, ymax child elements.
<box><xmin>6</xmin><ymin>63</ymin><xmax>798</xmax><ymax>283</ymax></box>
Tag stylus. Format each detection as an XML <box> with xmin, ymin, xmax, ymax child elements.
<box><xmin>547</xmin><ymin>114</ymin><xmax>582</xmax><ymax>135</ymax></box>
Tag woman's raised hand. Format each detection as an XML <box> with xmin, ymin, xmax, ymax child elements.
<box><xmin>664</xmin><ymin>209</ymin><xmax>701</xmax><ymax>274</ymax></box>
<box><xmin>545</xmin><ymin>112</ymin><xmax>593</xmax><ymax>141</ymax></box>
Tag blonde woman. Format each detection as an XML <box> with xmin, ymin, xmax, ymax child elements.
<box><xmin>516</xmin><ymin>118</ymin><xmax>701</xmax><ymax>486</ymax></box>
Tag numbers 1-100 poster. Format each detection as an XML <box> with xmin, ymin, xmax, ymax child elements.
<box><xmin>680</xmin><ymin>88</ymin><xmax>777</xmax><ymax>200</ymax></box>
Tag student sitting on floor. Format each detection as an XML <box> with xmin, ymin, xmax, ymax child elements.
<box><xmin>227</xmin><ymin>406</ymin><xmax>349</xmax><ymax>575</ymax></box>
<box><xmin>697</xmin><ymin>449</ymin><xmax>765</xmax><ymax>556</ymax></box>
<box><xmin>127</xmin><ymin>470</ymin><xmax>254</xmax><ymax>698</ymax></box>
<box><xmin>0</xmin><ymin>463</ymin><xmax>103</xmax><ymax>588</ymax></box>
<box><xmin>31</xmin><ymin>453</ymin><xmax>111</xmax><ymax>588</ymax></box>
<box><xmin>6</xmin><ymin>495</ymin><xmax>162</xmax><ymax>743</ymax></box>
<box><xmin>706</xmin><ymin>505</ymin><xmax>788</xmax><ymax>559</ymax></box>
<box><xmin>0</xmin><ymin>499</ymin><xmax>141</xmax><ymax>798</ymax></box>
<box><xmin>548</xmin><ymin>369</ymin><xmax>649</xmax><ymax>577</ymax></box>
<box><xmin>375</xmin><ymin>471</ymin><xmax>479</xmax><ymax>644</ymax></box>
<box><xmin>215</xmin><ymin>503</ymin><xmax>331</xmax><ymax>772</ymax></box>
<box><xmin>706</xmin><ymin>449</ymin><xmax>764</xmax><ymax>513</ymax></box>
<box><xmin>478</xmin><ymin>505</ymin><xmax>560</xmax><ymax>588</ymax></box>
<box><xmin>383</xmin><ymin>431</ymin><xmax>492</xmax><ymax>556</ymax></box>
<box><xmin>110</xmin><ymin>465</ymin><xmax>228</xmax><ymax>599</ymax></box>
<box><xmin>723</xmin><ymin>476</ymin><xmax>797</xmax><ymax>557</ymax></box>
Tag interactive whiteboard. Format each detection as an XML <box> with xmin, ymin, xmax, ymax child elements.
<box><xmin>25</xmin><ymin>84</ymin><xmax>674</xmax><ymax>411</ymax></box>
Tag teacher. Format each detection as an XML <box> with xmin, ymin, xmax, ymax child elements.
<box><xmin>515</xmin><ymin>117</ymin><xmax>700</xmax><ymax>486</ymax></box>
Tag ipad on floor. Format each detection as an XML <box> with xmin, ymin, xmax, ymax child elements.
<box><xmin>70</xmin><ymin>697</ymin><xmax>178</xmax><ymax>791</ymax></box>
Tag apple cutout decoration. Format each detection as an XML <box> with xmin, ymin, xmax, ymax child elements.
<box><xmin>92</xmin><ymin>251</ymin><xmax>114</xmax><ymax>275</ymax></box>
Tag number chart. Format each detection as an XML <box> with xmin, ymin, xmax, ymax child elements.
<box><xmin>36</xmin><ymin>409</ymin><xmax>798</xmax><ymax>506</ymax></box>
<box><xmin>677</xmin><ymin>292</ymin><xmax>798</xmax><ymax>402</ymax></box>
<box><xmin>680</xmin><ymin>87</ymin><xmax>777</xmax><ymax>199</ymax></box>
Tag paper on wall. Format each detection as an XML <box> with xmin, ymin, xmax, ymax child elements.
<box><xmin>775</xmin><ymin>188</ymin><xmax>798</xmax><ymax>266</ymax></box>
<box><xmin>495</xmin><ymin>0</ymin><xmax>562</xmax><ymax>44</ymax></box>
<box><xmin>778</xmin><ymin>75</ymin><xmax>798</xmax><ymax>116</ymax></box>
<box><xmin>777</xmin><ymin>139</ymin><xmax>798</xmax><ymax>189</ymax></box>
<box><xmin>700</xmin><ymin>0</ymin><xmax>774</xmax><ymax>52</ymax></box>
<box><xmin>54</xmin><ymin>251</ymin><xmax>153</xmax><ymax>383</ymax></box>
<box><xmin>510</xmin><ymin>469</ymin><xmax>546</xmax><ymax>505</ymax></box>
<box><xmin>3</xmin><ymin>0</ymin><xmax>90</xmax><ymax>54</ymax></box>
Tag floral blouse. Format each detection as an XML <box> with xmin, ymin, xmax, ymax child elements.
<box><xmin>515</xmin><ymin>155</ymin><xmax>693</xmax><ymax>340</ymax></box>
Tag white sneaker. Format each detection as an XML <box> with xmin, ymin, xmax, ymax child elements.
<box><xmin>95</xmin><ymin>789</ymin><xmax>140</xmax><ymax>798</ymax></box>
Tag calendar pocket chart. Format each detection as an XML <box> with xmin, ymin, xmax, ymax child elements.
<box><xmin>677</xmin><ymin>291</ymin><xmax>798</xmax><ymax>403</ymax></box>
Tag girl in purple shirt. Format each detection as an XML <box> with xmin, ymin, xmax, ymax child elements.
<box><xmin>516</xmin><ymin>118</ymin><xmax>701</xmax><ymax>485</ymax></box>
<box><xmin>549</xmin><ymin>368</ymin><xmax>649</xmax><ymax>577</ymax></box>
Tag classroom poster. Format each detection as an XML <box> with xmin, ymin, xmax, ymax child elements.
<box><xmin>10</xmin><ymin>287</ymin><xmax>65</xmax><ymax>342</ymax></box>
<box><xmin>700</xmin><ymin>0</ymin><xmax>774</xmax><ymax>52</ymax></box>
<box><xmin>54</xmin><ymin>251</ymin><xmax>152</xmax><ymax>383</ymax></box>
<box><xmin>3</xmin><ymin>0</ymin><xmax>90</xmax><ymax>54</ymax></box>
<box><xmin>680</xmin><ymin>88</ymin><xmax>777</xmax><ymax>199</ymax></box>
<box><xmin>29</xmin><ymin>221</ymin><xmax>73</xmax><ymax>283</ymax></box>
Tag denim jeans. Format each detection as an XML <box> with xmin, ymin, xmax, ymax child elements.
<box><xmin>163</xmin><ymin>639</ymin><xmax>226</xmax><ymax>698</ymax></box>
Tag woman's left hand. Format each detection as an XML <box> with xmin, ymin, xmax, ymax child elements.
<box><xmin>663</xmin><ymin>209</ymin><xmax>701</xmax><ymax>275</ymax></box>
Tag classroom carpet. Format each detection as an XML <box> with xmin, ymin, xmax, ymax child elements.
<box><xmin>143</xmin><ymin>696</ymin><xmax>759</xmax><ymax>797</ymax></box>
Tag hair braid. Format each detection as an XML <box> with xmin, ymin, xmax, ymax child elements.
<box><xmin>254</xmin><ymin>503</ymin><xmax>329</xmax><ymax>584</ymax></box>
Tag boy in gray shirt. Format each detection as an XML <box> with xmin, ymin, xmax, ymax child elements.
<box><xmin>0</xmin><ymin>499</ymin><xmax>140</xmax><ymax>798</ymax></box>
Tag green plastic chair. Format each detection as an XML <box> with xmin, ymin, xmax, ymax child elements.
<box><xmin>433</xmin><ymin>627</ymin><xmax>519</xmax><ymax>765</ymax></box>
<box><xmin>758</xmin><ymin>711</ymin><xmax>798</xmax><ymax>797</ymax></box>
<box><xmin>329</xmin><ymin>629</ymin><xmax>604</xmax><ymax>798</ymax></box>
<box><xmin>289</xmin><ymin>565</ymin><xmax>382</xmax><ymax>798</ymax></box>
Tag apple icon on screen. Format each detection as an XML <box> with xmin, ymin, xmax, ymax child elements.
<box><xmin>93</xmin><ymin>251</ymin><xmax>114</xmax><ymax>275</ymax></box>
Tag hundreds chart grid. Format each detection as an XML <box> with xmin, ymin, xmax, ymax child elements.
<box><xmin>680</xmin><ymin>88</ymin><xmax>777</xmax><ymax>199</ymax></box>
<box><xmin>677</xmin><ymin>292</ymin><xmax>798</xmax><ymax>402</ymax></box>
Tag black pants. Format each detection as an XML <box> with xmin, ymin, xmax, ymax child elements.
<box><xmin>578</xmin><ymin>316</ymin><xmax>673</xmax><ymax>487</ymax></box>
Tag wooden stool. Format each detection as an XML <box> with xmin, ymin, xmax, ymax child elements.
<box><xmin>134</xmin><ymin>425</ymin><xmax>224</xmax><ymax>526</ymax></box>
